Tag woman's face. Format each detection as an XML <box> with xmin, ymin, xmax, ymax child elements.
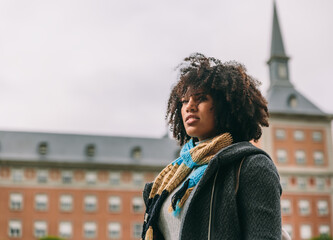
<box><xmin>181</xmin><ymin>91</ymin><xmax>216</xmax><ymax>141</ymax></box>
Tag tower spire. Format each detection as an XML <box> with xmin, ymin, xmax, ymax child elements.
<box><xmin>267</xmin><ymin>1</ymin><xmax>292</xmax><ymax>88</ymax></box>
<box><xmin>270</xmin><ymin>1</ymin><xmax>287</xmax><ymax>58</ymax></box>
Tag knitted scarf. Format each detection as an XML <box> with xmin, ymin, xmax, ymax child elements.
<box><xmin>141</xmin><ymin>133</ymin><xmax>233</xmax><ymax>240</ymax></box>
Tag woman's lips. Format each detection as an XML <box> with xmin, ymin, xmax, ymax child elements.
<box><xmin>185</xmin><ymin>115</ymin><xmax>199</xmax><ymax>124</ymax></box>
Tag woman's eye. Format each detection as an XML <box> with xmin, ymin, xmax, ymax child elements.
<box><xmin>198</xmin><ymin>96</ymin><xmax>207</xmax><ymax>102</ymax></box>
<box><xmin>181</xmin><ymin>100</ymin><xmax>188</xmax><ymax>105</ymax></box>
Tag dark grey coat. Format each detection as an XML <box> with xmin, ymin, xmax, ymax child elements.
<box><xmin>143</xmin><ymin>142</ymin><xmax>282</xmax><ymax>240</ymax></box>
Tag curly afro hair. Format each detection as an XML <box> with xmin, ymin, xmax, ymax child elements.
<box><xmin>166</xmin><ymin>53</ymin><xmax>269</xmax><ymax>146</ymax></box>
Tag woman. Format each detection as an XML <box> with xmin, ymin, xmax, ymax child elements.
<box><xmin>141</xmin><ymin>53</ymin><xmax>282</xmax><ymax>239</ymax></box>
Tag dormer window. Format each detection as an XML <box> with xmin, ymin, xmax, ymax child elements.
<box><xmin>131</xmin><ymin>147</ymin><xmax>142</xmax><ymax>160</ymax></box>
<box><xmin>85</xmin><ymin>144</ymin><xmax>96</xmax><ymax>157</ymax></box>
<box><xmin>38</xmin><ymin>142</ymin><xmax>48</xmax><ymax>155</ymax></box>
<box><xmin>288</xmin><ymin>95</ymin><xmax>298</xmax><ymax>108</ymax></box>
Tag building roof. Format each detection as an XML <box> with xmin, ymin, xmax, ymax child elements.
<box><xmin>0</xmin><ymin>131</ymin><xmax>180</xmax><ymax>167</ymax></box>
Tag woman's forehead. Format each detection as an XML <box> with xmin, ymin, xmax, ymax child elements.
<box><xmin>182</xmin><ymin>87</ymin><xmax>208</xmax><ymax>98</ymax></box>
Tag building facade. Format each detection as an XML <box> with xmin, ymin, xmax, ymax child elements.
<box><xmin>259</xmin><ymin>3</ymin><xmax>333</xmax><ymax>239</ymax></box>
<box><xmin>0</xmin><ymin>132</ymin><xmax>179</xmax><ymax>240</ymax></box>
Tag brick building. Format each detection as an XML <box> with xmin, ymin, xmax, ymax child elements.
<box><xmin>0</xmin><ymin>132</ymin><xmax>179</xmax><ymax>239</ymax></box>
<box><xmin>259</xmin><ymin>3</ymin><xmax>333</xmax><ymax>239</ymax></box>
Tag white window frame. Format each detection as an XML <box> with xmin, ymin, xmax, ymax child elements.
<box><xmin>316</xmin><ymin>177</ymin><xmax>325</xmax><ymax>190</ymax></box>
<box><xmin>319</xmin><ymin>225</ymin><xmax>330</xmax><ymax>236</ymax></box>
<box><xmin>133</xmin><ymin>173</ymin><xmax>144</xmax><ymax>186</ymax></box>
<box><xmin>12</xmin><ymin>169</ymin><xmax>23</xmax><ymax>182</ymax></box>
<box><xmin>110</xmin><ymin>172</ymin><xmax>121</xmax><ymax>185</ymax></box>
<box><xmin>295</xmin><ymin>150</ymin><xmax>306</xmax><ymax>165</ymax></box>
<box><xmin>281</xmin><ymin>199</ymin><xmax>292</xmax><ymax>215</ymax></box>
<box><xmin>277</xmin><ymin>149</ymin><xmax>287</xmax><ymax>163</ymax></box>
<box><xmin>35</xmin><ymin>194</ymin><xmax>48</xmax><ymax>211</ymax></box>
<box><xmin>108</xmin><ymin>222</ymin><xmax>121</xmax><ymax>239</ymax></box>
<box><xmin>132</xmin><ymin>196</ymin><xmax>144</xmax><ymax>213</ymax></box>
<box><xmin>86</xmin><ymin>171</ymin><xmax>97</xmax><ymax>185</ymax></box>
<box><xmin>312</xmin><ymin>131</ymin><xmax>322</xmax><ymax>142</ymax></box>
<box><xmin>10</xmin><ymin>193</ymin><xmax>23</xmax><ymax>210</ymax></box>
<box><xmin>62</xmin><ymin>171</ymin><xmax>73</xmax><ymax>184</ymax></box>
<box><xmin>133</xmin><ymin>223</ymin><xmax>142</xmax><ymax>239</ymax></box>
<box><xmin>84</xmin><ymin>195</ymin><xmax>97</xmax><ymax>212</ymax></box>
<box><xmin>317</xmin><ymin>200</ymin><xmax>328</xmax><ymax>216</ymax></box>
<box><xmin>59</xmin><ymin>222</ymin><xmax>72</xmax><ymax>239</ymax></box>
<box><xmin>60</xmin><ymin>195</ymin><xmax>73</xmax><ymax>212</ymax></box>
<box><xmin>37</xmin><ymin>169</ymin><xmax>48</xmax><ymax>183</ymax></box>
<box><xmin>84</xmin><ymin>222</ymin><xmax>97</xmax><ymax>239</ymax></box>
<box><xmin>280</xmin><ymin>176</ymin><xmax>288</xmax><ymax>189</ymax></box>
<box><xmin>298</xmin><ymin>177</ymin><xmax>307</xmax><ymax>190</ymax></box>
<box><xmin>314</xmin><ymin>151</ymin><xmax>324</xmax><ymax>165</ymax></box>
<box><xmin>275</xmin><ymin>129</ymin><xmax>286</xmax><ymax>139</ymax></box>
<box><xmin>294</xmin><ymin>130</ymin><xmax>305</xmax><ymax>141</ymax></box>
<box><xmin>109</xmin><ymin>196</ymin><xmax>121</xmax><ymax>212</ymax></box>
<box><xmin>300</xmin><ymin>224</ymin><xmax>312</xmax><ymax>240</ymax></box>
<box><xmin>299</xmin><ymin>200</ymin><xmax>310</xmax><ymax>215</ymax></box>
<box><xmin>8</xmin><ymin>220</ymin><xmax>22</xmax><ymax>238</ymax></box>
<box><xmin>282</xmin><ymin>224</ymin><xmax>293</xmax><ymax>239</ymax></box>
<box><xmin>34</xmin><ymin>221</ymin><xmax>47</xmax><ymax>238</ymax></box>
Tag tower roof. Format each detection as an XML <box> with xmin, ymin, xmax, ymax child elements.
<box><xmin>266</xmin><ymin>2</ymin><xmax>328</xmax><ymax>117</ymax></box>
<box><xmin>270</xmin><ymin>2</ymin><xmax>287</xmax><ymax>58</ymax></box>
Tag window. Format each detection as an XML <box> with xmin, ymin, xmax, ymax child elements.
<box><xmin>62</xmin><ymin>171</ymin><xmax>72</xmax><ymax>184</ymax></box>
<box><xmin>312</xmin><ymin>131</ymin><xmax>322</xmax><ymax>142</ymax></box>
<box><xmin>60</xmin><ymin>195</ymin><xmax>73</xmax><ymax>212</ymax></box>
<box><xmin>281</xmin><ymin>199</ymin><xmax>291</xmax><ymax>214</ymax></box>
<box><xmin>277</xmin><ymin>149</ymin><xmax>287</xmax><ymax>163</ymax></box>
<box><xmin>319</xmin><ymin>225</ymin><xmax>330</xmax><ymax>236</ymax></box>
<box><xmin>280</xmin><ymin>177</ymin><xmax>288</xmax><ymax>189</ymax></box>
<box><xmin>295</xmin><ymin>150</ymin><xmax>306</xmax><ymax>165</ymax></box>
<box><xmin>131</xmin><ymin>146</ymin><xmax>142</xmax><ymax>160</ymax></box>
<box><xmin>110</xmin><ymin>172</ymin><xmax>121</xmax><ymax>185</ymax></box>
<box><xmin>109</xmin><ymin>196</ymin><xmax>121</xmax><ymax>212</ymax></box>
<box><xmin>85</xmin><ymin>144</ymin><xmax>96</xmax><ymax>157</ymax></box>
<box><xmin>84</xmin><ymin>195</ymin><xmax>97</xmax><ymax>212</ymax></box>
<box><xmin>300</xmin><ymin>225</ymin><xmax>312</xmax><ymax>240</ymax></box>
<box><xmin>34</xmin><ymin>221</ymin><xmax>47</xmax><ymax>238</ymax></box>
<box><xmin>84</xmin><ymin>222</ymin><xmax>97</xmax><ymax>238</ymax></box>
<box><xmin>10</xmin><ymin>193</ymin><xmax>23</xmax><ymax>210</ymax></box>
<box><xmin>59</xmin><ymin>222</ymin><xmax>72</xmax><ymax>239</ymax></box>
<box><xmin>314</xmin><ymin>151</ymin><xmax>324</xmax><ymax>165</ymax></box>
<box><xmin>108</xmin><ymin>222</ymin><xmax>121</xmax><ymax>239</ymax></box>
<box><xmin>132</xmin><ymin>196</ymin><xmax>144</xmax><ymax>213</ymax></box>
<box><xmin>38</xmin><ymin>142</ymin><xmax>48</xmax><ymax>155</ymax></box>
<box><xmin>299</xmin><ymin>200</ymin><xmax>310</xmax><ymax>215</ymax></box>
<box><xmin>275</xmin><ymin>129</ymin><xmax>286</xmax><ymax>139</ymax></box>
<box><xmin>288</xmin><ymin>95</ymin><xmax>298</xmax><ymax>108</ymax></box>
<box><xmin>37</xmin><ymin>170</ymin><xmax>48</xmax><ymax>183</ymax></box>
<box><xmin>133</xmin><ymin>223</ymin><xmax>142</xmax><ymax>238</ymax></box>
<box><xmin>316</xmin><ymin>178</ymin><xmax>325</xmax><ymax>190</ymax></box>
<box><xmin>8</xmin><ymin>220</ymin><xmax>22</xmax><ymax>237</ymax></box>
<box><xmin>86</xmin><ymin>172</ymin><xmax>97</xmax><ymax>185</ymax></box>
<box><xmin>278</xmin><ymin>63</ymin><xmax>287</xmax><ymax>79</ymax></box>
<box><xmin>283</xmin><ymin>224</ymin><xmax>293</xmax><ymax>239</ymax></box>
<box><xmin>317</xmin><ymin>200</ymin><xmax>328</xmax><ymax>216</ymax></box>
<box><xmin>133</xmin><ymin>173</ymin><xmax>143</xmax><ymax>186</ymax></box>
<box><xmin>298</xmin><ymin>177</ymin><xmax>307</xmax><ymax>190</ymax></box>
<box><xmin>35</xmin><ymin>194</ymin><xmax>48</xmax><ymax>211</ymax></box>
<box><xmin>294</xmin><ymin>130</ymin><xmax>305</xmax><ymax>141</ymax></box>
<box><xmin>12</xmin><ymin>169</ymin><xmax>23</xmax><ymax>182</ymax></box>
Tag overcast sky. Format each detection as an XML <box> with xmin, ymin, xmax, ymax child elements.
<box><xmin>0</xmin><ymin>0</ymin><xmax>332</xmax><ymax>138</ymax></box>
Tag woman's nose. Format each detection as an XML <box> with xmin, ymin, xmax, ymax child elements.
<box><xmin>186</xmin><ymin>97</ymin><xmax>197</xmax><ymax>112</ymax></box>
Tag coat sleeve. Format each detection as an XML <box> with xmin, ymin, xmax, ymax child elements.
<box><xmin>237</xmin><ymin>154</ymin><xmax>282</xmax><ymax>240</ymax></box>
